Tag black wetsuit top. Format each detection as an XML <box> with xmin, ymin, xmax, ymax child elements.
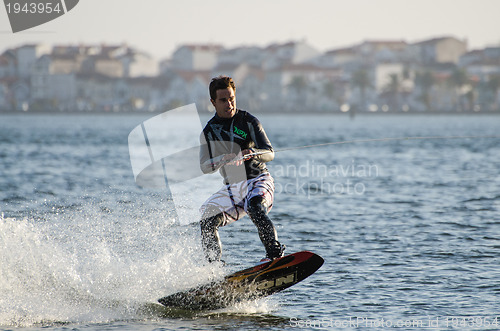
<box><xmin>200</xmin><ymin>109</ymin><xmax>274</xmax><ymax>184</ymax></box>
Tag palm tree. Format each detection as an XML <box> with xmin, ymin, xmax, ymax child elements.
<box><xmin>448</xmin><ymin>68</ymin><xmax>469</xmax><ymax>111</ymax></box>
<box><xmin>322</xmin><ymin>80</ymin><xmax>335</xmax><ymax>111</ymax></box>
<box><xmin>487</xmin><ymin>74</ymin><xmax>500</xmax><ymax>111</ymax></box>
<box><xmin>287</xmin><ymin>75</ymin><xmax>308</xmax><ymax>111</ymax></box>
<box><xmin>351</xmin><ymin>68</ymin><xmax>372</xmax><ymax>112</ymax></box>
<box><xmin>323</xmin><ymin>80</ymin><xmax>335</xmax><ymax>98</ymax></box>
<box><xmin>464</xmin><ymin>88</ymin><xmax>477</xmax><ymax>112</ymax></box>
<box><xmin>415</xmin><ymin>70</ymin><xmax>435</xmax><ymax>111</ymax></box>
<box><xmin>323</xmin><ymin>80</ymin><xmax>346</xmax><ymax>112</ymax></box>
<box><xmin>384</xmin><ymin>73</ymin><xmax>402</xmax><ymax>111</ymax></box>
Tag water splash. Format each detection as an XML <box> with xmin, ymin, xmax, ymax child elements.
<box><xmin>0</xmin><ymin>211</ymin><xmax>225</xmax><ymax>327</ymax></box>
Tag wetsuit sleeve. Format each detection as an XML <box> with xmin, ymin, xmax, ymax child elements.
<box><xmin>248</xmin><ymin>117</ymin><xmax>274</xmax><ymax>163</ymax></box>
<box><xmin>199</xmin><ymin>131</ymin><xmax>225</xmax><ymax>174</ymax></box>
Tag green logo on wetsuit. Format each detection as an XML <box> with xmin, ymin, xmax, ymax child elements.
<box><xmin>233</xmin><ymin>126</ymin><xmax>247</xmax><ymax>139</ymax></box>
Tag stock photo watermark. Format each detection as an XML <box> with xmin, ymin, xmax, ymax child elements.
<box><xmin>128</xmin><ymin>105</ymin><xmax>381</xmax><ymax>222</ymax></box>
<box><xmin>3</xmin><ymin>0</ymin><xmax>79</xmax><ymax>33</ymax></box>
<box><xmin>273</xmin><ymin>160</ymin><xmax>379</xmax><ymax>198</ymax></box>
<box><xmin>290</xmin><ymin>315</ymin><xmax>500</xmax><ymax>329</ymax></box>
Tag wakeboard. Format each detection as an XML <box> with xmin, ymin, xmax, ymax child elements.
<box><xmin>158</xmin><ymin>250</ymin><xmax>324</xmax><ymax>310</ymax></box>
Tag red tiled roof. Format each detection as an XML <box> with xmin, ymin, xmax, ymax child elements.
<box><xmin>182</xmin><ymin>44</ymin><xmax>224</xmax><ymax>52</ymax></box>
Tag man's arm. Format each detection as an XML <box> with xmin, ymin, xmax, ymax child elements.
<box><xmin>200</xmin><ymin>132</ymin><xmax>241</xmax><ymax>173</ymax></box>
<box><xmin>200</xmin><ymin>132</ymin><xmax>221</xmax><ymax>174</ymax></box>
<box><xmin>247</xmin><ymin>117</ymin><xmax>275</xmax><ymax>163</ymax></box>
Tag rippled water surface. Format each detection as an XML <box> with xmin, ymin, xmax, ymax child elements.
<box><xmin>1</xmin><ymin>113</ymin><xmax>499</xmax><ymax>330</ymax></box>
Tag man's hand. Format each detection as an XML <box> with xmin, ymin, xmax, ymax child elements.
<box><xmin>221</xmin><ymin>149</ymin><xmax>254</xmax><ymax>167</ymax></box>
<box><xmin>221</xmin><ymin>153</ymin><xmax>238</xmax><ymax>165</ymax></box>
<box><xmin>240</xmin><ymin>149</ymin><xmax>254</xmax><ymax>161</ymax></box>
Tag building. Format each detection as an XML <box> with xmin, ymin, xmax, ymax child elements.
<box><xmin>118</xmin><ymin>49</ymin><xmax>158</xmax><ymax>77</ymax></box>
<box><xmin>411</xmin><ymin>36</ymin><xmax>467</xmax><ymax>65</ymax></box>
<box><xmin>315</xmin><ymin>47</ymin><xmax>359</xmax><ymax>68</ymax></box>
<box><xmin>81</xmin><ymin>54</ymin><xmax>124</xmax><ymax>78</ymax></box>
<box><xmin>171</xmin><ymin>44</ymin><xmax>224</xmax><ymax>71</ymax></box>
<box><xmin>0</xmin><ymin>51</ymin><xmax>17</xmax><ymax>78</ymax></box>
<box><xmin>265</xmin><ymin>63</ymin><xmax>344</xmax><ymax>111</ymax></box>
<box><xmin>31</xmin><ymin>54</ymin><xmax>77</xmax><ymax>108</ymax></box>
<box><xmin>0</xmin><ymin>79</ymin><xmax>10</xmax><ymax>110</ymax></box>
<box><xmin>356</xmin><ymin>40</ymin><xmax>411</xmax><ymax>64</ymax></box>
<box><xmin>262</xmin><ymin>40</ymin><xmax>321</xmax><ymax>69</ymax></box>
<box><xmin>14</xmin><ymin>44</ymin><xmax>51</xmax><ymax>78</ymax></box>
<box><xmin>2</xmin><ymin>36</ymin><xmax>500</xmax><ymax>113</ymax></box>
<box><xmin>217</xmin><ymin>46</ymin><xmax>265</xmax><ymax>68</ymax></box>
<box><xmin>460</xmin><ymin>47</ymin><xmax>500</xmax><ymax>80</ymax></box>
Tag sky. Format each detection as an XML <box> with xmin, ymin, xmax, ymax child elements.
<box><xmin>1</xmin><ymin>0</ymin><xmax>500</xmax><ymax>60</ymax></box>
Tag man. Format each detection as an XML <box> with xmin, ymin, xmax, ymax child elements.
<box><xmin>199</xmin><ymin>75</ymin><xmax>285</xmax><ymax>263</ymax></box>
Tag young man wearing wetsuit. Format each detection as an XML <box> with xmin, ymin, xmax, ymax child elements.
<box><xmin>199</xmin><ymin>75</ymin><xmax>285</xmax><ymax>263</ymax></box>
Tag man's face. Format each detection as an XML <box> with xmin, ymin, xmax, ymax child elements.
<box><xmin>211</xmin><ymin>87</ymin><xmax>236</xmax><ymax>119</ymax></box>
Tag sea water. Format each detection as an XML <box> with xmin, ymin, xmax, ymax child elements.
<box><xmin>0</xmin><ymin>113</ymin><xmax>499</xmax><ymax>330</ymax></box>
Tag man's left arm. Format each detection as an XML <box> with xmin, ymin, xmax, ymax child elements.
<box><xmin>246</xmin><ymin>118</ymin><xmax>274</xmax><ymax>162</ymax></box>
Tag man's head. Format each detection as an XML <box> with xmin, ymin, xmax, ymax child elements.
<box><xmin>209</xmin><ymin>75</ymin><xmax>237</xmax><ymax>119</ymax></box>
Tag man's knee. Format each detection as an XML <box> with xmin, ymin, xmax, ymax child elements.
<box><xmin>200</xmin><ymin>209</ymin><xmax>223</xmax><ymax>232</ymax></box>
<box><xmin>247</xmin><ymin>196</ymin><xmax>269</xmax><ymax>215</ymax></box>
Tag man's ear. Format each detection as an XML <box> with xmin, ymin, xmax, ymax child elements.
<box><xmin>210</xmin><ymin>99</ymin><xmax>216</xmax><ymax>107</ymax></box>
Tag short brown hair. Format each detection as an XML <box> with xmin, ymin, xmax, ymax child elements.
<box><xmin>209</xmin><ymin>75</ymin><xmax>236</xmax><ymax>100</ymax></box>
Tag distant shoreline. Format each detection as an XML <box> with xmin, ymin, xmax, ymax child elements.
<box><xmin>1</xmin><ymin>110</ymin><xmax>499</xmax><ymax>116</ymax></box>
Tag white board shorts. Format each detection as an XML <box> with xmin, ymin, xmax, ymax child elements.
<box><xmin>200</xmin><ymin>172</ymin><xmax>275</xmax><ymax>227</ymax></box>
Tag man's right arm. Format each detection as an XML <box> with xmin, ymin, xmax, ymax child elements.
<box><xmin>200</xmin><ymin>132</ymin><xmax>241</xmax><ymax>173</ymax></box>
<box><xmin>200</xmin><ymin>132</ymin><xmax>220</xmax><ymax>174</ymax></box>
